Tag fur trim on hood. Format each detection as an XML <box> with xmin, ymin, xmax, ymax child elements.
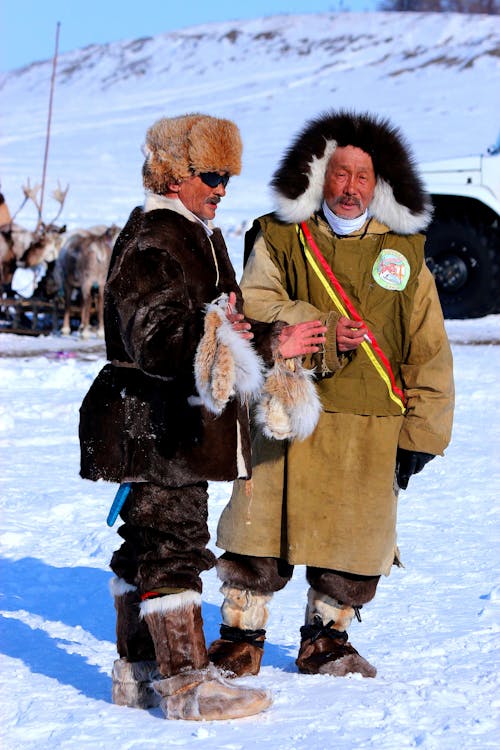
<box><xmin>271</xmin><ymin>110</ymin><xmax>433</xmax><ymax>234</ymax></box>
<box><xmin>142</xmin><ymin>114</ymin><xmax>242</xmax><ymax>194</ymax></box>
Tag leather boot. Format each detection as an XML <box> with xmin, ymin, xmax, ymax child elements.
<box><xmin>296</xmin><ymin>588</ymin><xmax>376</xmax><ymax>678</ymax></box>
<box><xmin>110</xmin><ymin>578</ymin><xmax>160</xmax><ymax>708</ymax></box>
<box><xmin>142</xmin><ymin>591</ymin><xmax>272</xmax><ymax>720</ymax></box>
<box><xmin>208</xmin><ymin>584</ymin><xmax>271</xmax><ymax>677</ymax></box>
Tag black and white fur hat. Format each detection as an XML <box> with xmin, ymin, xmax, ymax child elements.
<box><xmin>271</xmin><ymin>110</ymin><xmax>433</xmax><ymax>234</ymax></box>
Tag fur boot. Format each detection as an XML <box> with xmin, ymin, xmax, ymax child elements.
<box><xmin>112</xmin><ymin>658</ymin><xmax>162</xmax><ymax>708</ymax></box>
<box><xmin>152</xmin><ymin>664</ymin><xmax>271</xmax><ymax>721</ymax></box>
<box><xmin>110</xmin><ymin>577</ymin><xmax>161</xmax><ymax>708</ymax></box>
<box><xmin>111</xmin><ymin>578</ymin><xmax>156</xmax><ymax>662</ymax></box>
<box><xmin>208</xmin><ymin>584</ymin><xmax>272</xmax><ymax>677</ymax></box>
<box><xmin>295</xmin><ymin>588</ymin><xmax>376</xmax><ymax>678</ymax></box>
<box><xmin>142</xmin><ymin>591</ymin><xmax>272</xmax><ymax>720</ymax></box>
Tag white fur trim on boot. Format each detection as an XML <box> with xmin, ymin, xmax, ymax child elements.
<box><xmin>255</xmin><ymin>357</ymin><xmax>322</xmax><ymax>441</ymax></box>
<box><xmin>139</xmin><ymin>590</ymin><xmax>201</xmax><ymax>619</ymax></box>
<box><xmin>194</xmin><ymin>294</ymin><xmax>265</xmax><ymax>415</ymax></box>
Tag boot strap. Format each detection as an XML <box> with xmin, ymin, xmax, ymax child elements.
<box><xmin>220</xmin><ymin>624</ymin><xmax>266</xmax><ymax>648</ymax></box>
<box><xmin>300</xmin><ymin>616</ymin><xmax>348</xmax><ymax>644</ymax></box>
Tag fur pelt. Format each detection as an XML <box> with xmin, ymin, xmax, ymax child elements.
<box><xmin>194</xmin><ymin>294</ymin><xmax>265</xmax><ymax>415</ymax></box>
<box><xmin>255</xmin><ymin>357</ymin><xmax>322</xmax><ymax>441</ymax></box>
<box><xmin>270</xmin><ymin>110</ymin><xmax>433</xmax><ymax>234</ymax></box>
<box><xmin>142</xmin><ymin>114</ymin><xmax>242</xmax><ymax>194</ymax></box>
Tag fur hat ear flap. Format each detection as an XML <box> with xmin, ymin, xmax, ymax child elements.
<box><xmin>254</xmin><ymin>358</ymin><xmax>322</xmax><ymax>441</ymax></box>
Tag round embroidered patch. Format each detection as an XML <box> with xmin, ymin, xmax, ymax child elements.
<box><xmin>372</xmin><ymin>249</ymin><xmax>410</xmax><ymax>291</ymax></box>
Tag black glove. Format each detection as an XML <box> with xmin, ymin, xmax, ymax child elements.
<box><xmin>396</xmin><ymin>448</ymin><xmax>435</xmax><ymax>490</ymax></box>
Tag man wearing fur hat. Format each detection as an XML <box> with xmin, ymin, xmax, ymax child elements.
<box><xmin>209</xmin><ymin>111</ymin><xmax>454</xmax><ymax>680</ymax></box>
<box><xmin>79</xmin><ymin>114</ymin><xmax>326</xmax><ymax>720</ymax></box>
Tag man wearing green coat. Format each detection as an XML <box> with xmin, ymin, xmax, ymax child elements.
<box><xmin>208</xmin><ymin>110</ymin><xmax>455</xmax><ymax>679</ymax></box>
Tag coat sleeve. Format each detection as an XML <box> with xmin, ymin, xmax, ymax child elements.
<box><xmin>398</xmin><ymin>264</ymin><xmax>455</xmax><ymax>455</ymax></box>
<box><xmin>241</xmin><ymin>232</ymin><xmax>342</xmax><ymax>373</ymax></box>
<box><xmin>107</xmin><ymin>240</ymin><xmax>203</xmax><ymax>379</ymax></box>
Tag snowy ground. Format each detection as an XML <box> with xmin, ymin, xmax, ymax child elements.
<box><xmin>0</xmin><ymin>315</ymin><xmax>499</xmax><ymax>749</ymax></box>
<box><xmin>1</xmin><ymin>10</ymin><xmax>499</xmax><ymax>746</ymax></box>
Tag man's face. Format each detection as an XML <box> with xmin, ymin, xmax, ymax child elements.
<box><xmin>323</xmin><ymin>145</ymin><xmax>376</xmax><ymax>219</ymax></box>
<box><xmin>176</xmin><ymin>172</ymin><xmax>228</xmax><ymax>221</ymax></box>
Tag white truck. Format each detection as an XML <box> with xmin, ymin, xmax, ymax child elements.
<box><xmin>420</xmin><ymin>143</ymin><xmax>500</xmax><ymax>319</ymax></box>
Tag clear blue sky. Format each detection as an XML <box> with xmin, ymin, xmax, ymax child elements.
<box><xmin>0</xmin><ymin>0</ymin><xmax>379</xmax><ymax>72</ymax></box>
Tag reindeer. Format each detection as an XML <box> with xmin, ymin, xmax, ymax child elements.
<box><xmin>1</xmin><ymin>181</ymin><xmax>68</xmax><ymax>292</ymax></box>
<box><xmin>57</xmin><ymin>224</ymin><xmax>120</xmax><ymax>338</ymax></box>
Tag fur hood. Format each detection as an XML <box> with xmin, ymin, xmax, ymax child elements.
<box><xmin>271</xmin><ymin>110</ymin><xmax>433</xmax><ymax>234</ymax></box>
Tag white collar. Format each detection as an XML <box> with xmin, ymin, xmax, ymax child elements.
<box><xmin>143</xmin><ymin>193</ymin><xmax>213</xmax><ymax>236</ymax></box>
<box><xmin>322</xmin><ymin>200</ymin><xmax>368</xmax><ymax>236</ymax></box>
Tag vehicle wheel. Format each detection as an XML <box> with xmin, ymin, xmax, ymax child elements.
<box><xmin>424</xmin><ymin>219</ymin><xmax>499</xmax><ymax>319</ymax></box>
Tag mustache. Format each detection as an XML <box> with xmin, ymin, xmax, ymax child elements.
<box><xmin>207</xmin><ymin>196</ymin><xmax>221</xmax><ymax>205</ymax></box>
<box><xmin>333</xmin><ymin>195</ymin><xmax>361</xmax><ymax>207</ymax></box>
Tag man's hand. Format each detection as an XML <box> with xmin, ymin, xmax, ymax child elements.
<box><xmin>396</xmin><ymin>448</ymin><xmax>435</xmax><ymax>490</ymax></box>
<box><xmin>225</xmin><ymin>291</ymin><xmax>253</xmax><ymax>340</ymax></box>
<box><xmin>278</xmin><ymin>320</ymin><xmax>327</xmax><ymax>359</ymax></box>
<box><xmin>336</xmin><ymin>316</ymin><xmax>369</xmax><ymax>352</ymax></box>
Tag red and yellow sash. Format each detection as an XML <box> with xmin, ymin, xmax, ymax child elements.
<box><xmin>297</xmin><ymin>222</ymin><xmax>406</xmax><ymax>414</ymax></box>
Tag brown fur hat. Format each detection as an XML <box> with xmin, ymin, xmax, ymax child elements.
<box><xmin>142</xmin><ymin>114</ymin><xmax>242</xmax><ymax>194</ymax></box>
<box><xmin>271</xmin><ymin>110</ymin><xmax>432</xmax><ymax>234</ymax></box>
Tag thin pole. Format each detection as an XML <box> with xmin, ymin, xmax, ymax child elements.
<box><xmin>38</xmin><ymin>21</ymin><xmax>61</xmax><ymax>229</ymax></box>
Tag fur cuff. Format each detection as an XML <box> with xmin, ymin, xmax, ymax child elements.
<box><xmin>139</xmin><ymin>590</ymin><xmax>201</xmax><ymax>618</ymax></box>
<box><xmin>194</xmin><ymin>294</ymin><xmax>265</xmax><ymax>415</ymax></box>
<box><xmin>254</xmin><ymin>357</ymin><xmax>322</xmax><ymax>441</ymax></box>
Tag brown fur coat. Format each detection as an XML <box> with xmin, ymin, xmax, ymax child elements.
<box><xmin>79</xmin><ymin>203</ymin><xmax>278</xmax><ymax>487</ymax></box>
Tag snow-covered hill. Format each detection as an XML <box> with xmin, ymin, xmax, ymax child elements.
<box><xmin>1</xmin><ymin>11</ymin><xmax>499</xmax><ymax>270</ymax></box>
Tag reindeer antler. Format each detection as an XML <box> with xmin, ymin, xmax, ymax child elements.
<box><xmin>48</xmin><ymin>181</ymin><xmax>69</xmax><ymax>227</ymax></box>
<box><xmin>22</xmin><ymin>179</ymin><xmax>42</xmax><ymax>206</ymax></box>
<box><xmin>21</xmin><ymin>179</ymin><xmax>46</xmax><ymax>232</ymax></box>
<box><xmin>15</xmin><ymin>179</ymin><xmax>69</xmax><ymax>232</ymax></box>
<box><xmin>9</xmin><ymin>179</ymin><xmax>42</xmax><ymax>223</ymax></box>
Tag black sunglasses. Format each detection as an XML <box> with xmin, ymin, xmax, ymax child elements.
<box><xmin>199</xmin><ymin>172</ymin><xmax>230</xmax><ymax>188</ymax></box>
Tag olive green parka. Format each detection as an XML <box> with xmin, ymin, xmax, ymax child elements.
<box><xmin>217</xmin><ymin>212</ymin><xmax>454</xmax><ymax>575</ymax></box>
